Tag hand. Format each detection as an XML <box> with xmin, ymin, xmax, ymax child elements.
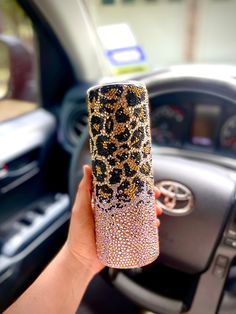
<box><xmin>65</xmin><ymin>165</ymin><xmax>162</xmax><ymax>277</ymax></box>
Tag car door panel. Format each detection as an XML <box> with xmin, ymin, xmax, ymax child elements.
<box><xmin>0</xmin><ymin>109</ymin><xmax>70</xmax><ymax>311</ymax></box>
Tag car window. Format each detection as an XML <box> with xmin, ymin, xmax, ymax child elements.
<box><xmin>0</xmin><ymin>0</ymin><xmax>38</xmax><ymax>122</ymax></box>
<box><xmin>86</xmin><ymin>0</ymin><xmax>236</xmax><ymax>74</ymax></box>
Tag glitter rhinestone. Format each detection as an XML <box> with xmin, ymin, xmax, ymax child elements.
<box><xmin>87</xmin><ymin>82</ymin><xmax>159</xmax><ymax>268</ymax></box>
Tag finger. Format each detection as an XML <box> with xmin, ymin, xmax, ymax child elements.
<box><xmin>85</xmin><ymin>167</ymin><xmax>96</xmax><ymax>212</ymax></box>
<box><xmin>84</xmin><ymin>165</ymin><xmax>93</xmax><ymax>195</ymax></box>
<box><xmin>155</xmin><ymin>204</ymin><xmax>163</xmax><ymax>216</ymax></box>
<box><xmin>91</xmin><ymin>197</ymin><xmax>95</xmax><ymax>209</ymax></box>
<box><xmin>73</xmin><ymin>165</ymin><xmax>92</xmax><ymax>215</ymax></box>
<box><xmin>156</xmin><ymin>219</ymin><xmax>160</xmax><ymax>227</ymax></box>
<box><xmin>154</xmin><ymin>187</ymin><xmax>161</xmax><ymax>198</ymax></box>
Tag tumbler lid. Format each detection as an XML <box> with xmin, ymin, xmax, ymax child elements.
<box><xmin>87</xmin><ymin>80</ymin><xmax>146</xmax><ymax>95</ymax></box>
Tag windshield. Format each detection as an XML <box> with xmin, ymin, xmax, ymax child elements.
<box><xmin>86</xmin><ymin>0</ymin><xmax>236</xmax><ymax>75</ymax></box>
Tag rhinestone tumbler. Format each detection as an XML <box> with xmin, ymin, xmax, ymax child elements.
<box><xmin>87</xmin><ymin>81</ymin><xmax>159</xmax><ymax>268</ymax></box>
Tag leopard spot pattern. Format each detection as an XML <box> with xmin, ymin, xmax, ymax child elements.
<box><xmin>88</xmin><ymin>83</ymin><xmax>153</xmax><ymax>212</ymax></box>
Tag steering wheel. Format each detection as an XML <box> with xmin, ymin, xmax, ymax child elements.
<box><xmin>69</xmin><ymin>68</ymin><xmax>236</xmax><ymax>314</ymax></box>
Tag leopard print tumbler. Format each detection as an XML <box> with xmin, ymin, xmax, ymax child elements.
<box><xmin>87</xmin><ymin>81</ymin><xmax>159</xmax><ymax>268</ymax></box>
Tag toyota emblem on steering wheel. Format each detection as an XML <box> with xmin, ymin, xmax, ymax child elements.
<box><xmin>156</xmin><ymin>180</ymin><xmax>194</xmax><ymax>216</ymax></box>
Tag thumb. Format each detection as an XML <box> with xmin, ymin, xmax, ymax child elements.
<box><xmin>72</xmin><ymin>165</ymin><xmax>93</xmax><ymax>217</ymax></box>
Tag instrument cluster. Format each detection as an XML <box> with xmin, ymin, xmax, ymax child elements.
<box><xmin>150</xmin><ymin>92</ymin><xmax>236</xmax><ymax>156</ymax></box>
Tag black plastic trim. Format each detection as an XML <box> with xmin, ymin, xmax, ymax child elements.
<box><xmin>112</xmin><ymin>272</ymin><xmax>184</xmax><ymax>314</ymax></box>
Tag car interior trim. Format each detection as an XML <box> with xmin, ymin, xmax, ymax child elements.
<box><xmin>0</xmin><ymin>109</ymin><xmax>56</xmax><ymax>165</ymax></box>
<box><xmin>32</xmin><ymin>0</ymin><xmax>111</xmax><ymax>82</ymax></box>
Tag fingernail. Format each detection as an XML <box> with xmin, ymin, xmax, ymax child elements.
<box><xmin>83</xmin><ymin>165</ymin><xmax>88</xmax><ymax>179</ymax></box>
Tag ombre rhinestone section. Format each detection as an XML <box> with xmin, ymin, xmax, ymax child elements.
<box><xmin>94</xmin><ymin>186</ymin><xmax>159</xmax><ymax>268</ymax></box>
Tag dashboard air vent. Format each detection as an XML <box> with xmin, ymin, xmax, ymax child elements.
<box><xmin>60</xmin><ymin>85</ymin><xmax>90</xmax><ymax>152</ymax></box>
<box><xmin>66</xmin><ymin>107</ymin><xmax>87</xmax><ymax>147</ymax></box>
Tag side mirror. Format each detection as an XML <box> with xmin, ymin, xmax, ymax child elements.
<box><xmin>0</xmin><ymin>34</ymin><xmax>36</xmax><ymax>102</ymax></box>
